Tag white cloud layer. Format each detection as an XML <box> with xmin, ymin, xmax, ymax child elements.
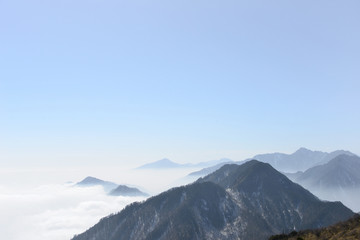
<box><xmin>0</xmin><ymin>166</ymin><xmax>200</xmax><ymax>240</ymax></box>
<box><xmin>0</xmin><ymin>184</ymin><xmax>145</xmax><ymax>240</ymax></box>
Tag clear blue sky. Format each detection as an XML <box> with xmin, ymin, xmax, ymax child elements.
<box><xmin>1</xmin><ymin>0</ymin><xmax>359</xmax><ymax>167</ymax></box>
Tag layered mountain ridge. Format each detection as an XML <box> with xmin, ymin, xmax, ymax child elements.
<box><xmin>287</xmin><ymin>154</ymin><xmax>360</xmax><ymax>212</ymax></box>
<box><xmin>295</xmin><ymin>154</ymin><xmax>360</xmax><ymax>189</ymax></box>
<box><xmin>72</xmin><ymin>160</ymin><xmax>354</xmax><ymax>240</ymax></box>
<box><xmin>188</xmin><ymin>148</ymin><xmax>356</xmax><ymax>177</ymax></box>
<box><xmin>251</xmin><ymin>148</ymin><xmax>355</xmax><ymax>172</ymax></box>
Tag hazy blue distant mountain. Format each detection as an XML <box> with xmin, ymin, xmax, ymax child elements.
<box><xmin>188</xmin><ymin>148</ymin><xmax>356</xmax><ymax>177</ymax></box>
<box><xmin>321</xmin><ymin>150</ymin><xmax>358</xmax><ymax>165</ymax></box>
<box><xmin>287</xmin><ymin>154</ymin><xmax>360</xmax><ymax>212</ymax></box>
<box><xmin>136</xmin><ymin>158</ymin><xmax>231</xmax><ymax>169</ymax></box>
<box><xmin>109</xmin><ymin>185</ymin><xmax>149</xmax><ymax>197</ymax></box>
<box><xmin>253</xmin><ymin>148</ymin><xmax>356</xmax><ymax>172</ymax></box>
<box><xmin>72</xmin><ymin>161</ymin><xmax>353</xmax><ymax>240</ymax></box>
<box><xmin>76</xmin><ymin>176</ymin><xmax>118</xmax><ymax>193</ymax></box>
<box><xmin>136</xmin><ymin>158</ymin><xmax>183</xmax><ymax>169</ymax></box>
<box><xmin>295</xmin><ymin>154</ymin><xmax>360</xmax><ymax>189</ymax></box>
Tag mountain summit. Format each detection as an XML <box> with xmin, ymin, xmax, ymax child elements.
<box><xmin>72</xmin><ymin>160</ymin><xmax>353</xmax><ymax>240</ymax></box>
<box><xmin>109</xmin><ymin>185</ymin><xmax>149</xmax><ymax>197</ymax></box>
<box><xmin>76</xmin><ymin>176</ymin><xmax>118</xmax><ymax>193</ymax></box>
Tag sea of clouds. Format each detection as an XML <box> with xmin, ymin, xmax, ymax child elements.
<box><xmin>0</xmin><ymin>183</ymin><xmax>145</xmax><ymax>240</ymax></box>
<box><xmin>1</xmin><ymin>165</ymin><xmax>359</xmax><ymax>240</ymax></box>
<box><xmin>0</xmin><ymin>167</ymin><xmax>197</xmax><ymax>240</ymax></box>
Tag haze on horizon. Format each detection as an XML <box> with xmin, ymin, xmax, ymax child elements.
<box><xmin>1</xmin><ymin>0</ymin><xmax>360</xmax><ymax>169</ymax></box>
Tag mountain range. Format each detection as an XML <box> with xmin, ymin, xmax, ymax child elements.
<box><xmin>294</xmin><ymin>154</ymin><xmax>360</xmax><ymax>189</ymax></box>
<box><xmin>251</xmin><ymin>148</ymin><xmax>355</xmax><ymax>172</ymax></box>
<box><xmin>285</xmin><ymin>154</ymin><xmax>360</xmax><ymax>212</ymax></box>
<box><xmin>72</xmin><ymin>160</ymin><xmax>353</xmax><ymax>240</ymax></box>
<box><xmin>188</xmin><ymin>148</ymin><xmax>356</xmax><ymax>177</ymax></box>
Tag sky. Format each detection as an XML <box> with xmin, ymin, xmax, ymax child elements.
<box><xmin>1</xmin><ymin>0</ymin><xmax>360</xmax><ymax>168</ymax></box>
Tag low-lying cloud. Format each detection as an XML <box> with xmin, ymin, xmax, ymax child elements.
<box><xmin>0</xmin><ymin>184</ymin><xmax>145</xmax><ymax>240</ymax></box>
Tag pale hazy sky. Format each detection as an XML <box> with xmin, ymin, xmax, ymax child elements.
<box><xmin>1</xmin><ymin>0</ymin><xmax>359</xmax><ymax>167</ymax></box>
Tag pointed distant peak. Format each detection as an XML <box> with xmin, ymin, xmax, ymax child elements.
<box><xmin>156</xmin><ymin>158</ymin><xmax>173</xmax><ymax>163</ymax></box>
<box><xmin>109</xmin><ymin>185</ymin><xmax>149</xmax><ymax>197</ymax></box>
<box><xmin>292</xmin><ymin>147</ymin><xmax>326</xmax><ymax>156</ymax></box>
<box><xmin>76</xmin><ymin>176</ymin><xmax>118</xmax><ymax>193</ymax></box>
<box><xmin>136</xmin><ymin>158</ymin><xmax>182</xmax><ymax>169</ymax></box>
<box><xmin>79</xmin><ymin>176</ymin><xmax>104</xmax><ymax>184</ymax></box>
<box><xmin>83</xmin><ymin>176</ymin><xmax>101</xmax><ymax>181</ymax></box>
<box><xmin>294</xmin><ymin>147</ymin><xmax>312</xmax><ymax>153</ymax></box>
<box><xmin>77</xmin><ymin>176</ymin><xmax>107</xmax><ymax>185</ymax></box>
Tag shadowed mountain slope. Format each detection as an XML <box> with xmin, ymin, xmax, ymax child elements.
<box><xmin>198</xmin><ymin>161</ymin><xmax>354</xmax><ymax>231</ymax></box>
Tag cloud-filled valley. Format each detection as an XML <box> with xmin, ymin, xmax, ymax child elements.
<box><xmin>0</xmin><ymin>183</ymin><xmax>145</xmax><ymax>240</ymax></box>
<box><xmin>0</xmin><ymin>166</ymin><xmax>198</xmax><ymax>240</ymax></box>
